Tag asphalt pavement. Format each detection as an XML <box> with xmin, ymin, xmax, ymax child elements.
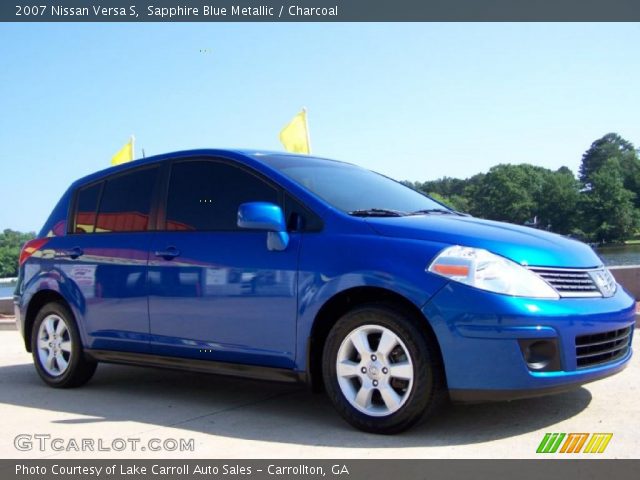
<box><xmin>0</xmin><ymin>330</ymin><xmax>638</xmax><ymax>459</ymax></box>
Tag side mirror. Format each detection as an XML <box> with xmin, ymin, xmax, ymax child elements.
<box><xmin>237</xmin><ymin>202</ymin><xmax>289</xmax><ymax>251</ymax></box>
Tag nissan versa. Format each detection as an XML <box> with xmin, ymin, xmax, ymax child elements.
<box><xmin>14</xmin><ymin>150</ymin><xmax>635</xmax><ymax>433</ymax></box>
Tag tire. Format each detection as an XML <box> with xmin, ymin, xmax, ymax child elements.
<box><xmin>30</xmin><ymin>301</ymin><xmax>97</xmax><ymax>388</ymax></box>
<box><xmin>322</xmin><ymin>303</ymin><xmax>443</xmax><ymax>434</ymax></box>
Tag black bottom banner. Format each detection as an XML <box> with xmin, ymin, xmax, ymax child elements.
<box><xmin>2</xmin><ymin>460</ymin><xmax>639</xmax><ymax>480</ymax></box>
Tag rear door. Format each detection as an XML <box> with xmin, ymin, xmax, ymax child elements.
<box><xmin>148</xmin><ymin>158</ymin><xmax>300</xmax><ymax>368</ymax></box>
<box><xmin>60</xmin><ymin>165</ymin><xmax>160</xmax><ymax>353</ymax></box>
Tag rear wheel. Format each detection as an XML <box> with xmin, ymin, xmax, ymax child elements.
<box><xmin>322</xmin><ymin>304</ymin><xmax>443</xmax><ymax>434</ymax></box>
<box><xmin>31</xmin><ymin>302</ymin><xmax>97</xmax><ymax>388</ymax></box>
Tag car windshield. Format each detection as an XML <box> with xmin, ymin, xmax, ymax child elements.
<box><xmin>260</xmin><ymin>155</ymin><xmax>447</xmax><ymax>216</ymax></box>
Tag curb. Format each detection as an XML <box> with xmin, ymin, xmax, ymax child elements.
<box><xmin>0</xmin><ymin>319</ymin><xmax>16</xmax><ymax>331</ymax></box>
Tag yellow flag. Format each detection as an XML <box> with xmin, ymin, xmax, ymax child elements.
<box><xmin>279</xmin><ymin>110</ymin><xmax>310</xmax><ymax>154</ymax></box>
<box><xmin>111</xmin><ymin>137</ymin><xmax>134</xmax><ymax>165</ymax></box>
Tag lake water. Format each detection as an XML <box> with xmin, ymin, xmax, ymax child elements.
<box><xmin>0</xmin><ymin>282</ymin><xmax>16</xmax><ymax>298</ymax></box>
<box><xmin>597</xmin><ymin>244</ymin><xmax>640</xmax><ymax>266</ymax></box>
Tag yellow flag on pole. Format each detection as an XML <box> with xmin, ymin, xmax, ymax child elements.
<box><xmin>279</xmin><ymin>109</ymin><xmax>311</xmax><ymax>154</ymax></box>
<box><xmin>111</xmin><ymin>136</ymin><xmax>135</xmax><ymax>165</ymax></box>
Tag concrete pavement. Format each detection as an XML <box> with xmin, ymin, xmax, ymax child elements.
<box><xmin>0</xmin><ymin>330</ymin><xmax>638</xmax><ymax>459</ymax></box>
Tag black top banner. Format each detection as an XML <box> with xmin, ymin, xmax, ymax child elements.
<box><xmin>2</xmin><ymin>0</ymin><xmax>640</xmax><ymax>22</ymax></box>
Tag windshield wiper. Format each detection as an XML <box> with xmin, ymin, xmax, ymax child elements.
<box><xmin>409</xmin><ymin>208</ymin><xmax>467</xmax><ymax>216</ymax></box>
<box><xmin>348</xmin><ymin>208</ymin><xmax>406</xmax><ymax>217</ymax></box>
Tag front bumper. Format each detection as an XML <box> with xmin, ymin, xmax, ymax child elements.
<box><xmin>423</xmin><ymin>281</ymin><xmax>635</xmax><ymax>400</ymax></box>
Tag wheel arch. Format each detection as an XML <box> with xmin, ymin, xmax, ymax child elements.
<box><xmin>306</xmin><ymin>286</ymin><xmax>445</xmax><ymax>392</ymax></box>
<box><xmin>23</xmin><ymin>290</ymin><xmax>70</xmax><ymax>353</ymax></box>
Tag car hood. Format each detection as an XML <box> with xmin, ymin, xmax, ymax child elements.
<box><xmin>365</xmin><ymin>215</ymin><xmax>603</xmax><ymax>268</ymax></box>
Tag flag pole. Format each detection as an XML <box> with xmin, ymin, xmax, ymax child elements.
<box><xmin>131</xmin><ymin>134</ymin><xmax>136</xmax><ymax>160</ymax></box>
<box><xmin>302</xmin><ymin>107</ymin><xmax>311</xmax><ymax>154</ymax></box>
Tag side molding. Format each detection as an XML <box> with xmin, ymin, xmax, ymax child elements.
<box><xmin>85</xmin><ymin>350</ymin><xmax>305</xmax><ymax>384</ymax></box>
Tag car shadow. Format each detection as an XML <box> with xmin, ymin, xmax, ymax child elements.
<box><xmin>0</xmin><ymin>361</ymin><xmax>592</xmax><ymax>448</ymax></box>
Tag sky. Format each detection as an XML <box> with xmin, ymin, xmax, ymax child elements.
<box><xmin>1</xmin><ymin>22</ymin><xmax>639</xmax><ymax>232</ymax></box>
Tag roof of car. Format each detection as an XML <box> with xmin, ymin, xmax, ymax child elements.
<box><xmin>70</xmin><ymin>148</ymin><xmax>349</xmax><ymax>189</ymax></box>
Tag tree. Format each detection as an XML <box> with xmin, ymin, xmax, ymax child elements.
<box><xmin>579</xmin><ymin>133</ymin><xmax>640</xmax><ymax>207</ymax></box>
<box><xmin>404</xmin><ymin>177</ymin><xmax>471</xmax><ymax>212</ymax></box>
<box><xmin>403</xmin><ymin>132</ymin><xmax>640</xmax><ymax>243</ymax></box>
<box><xmin>579</xmin><ymin>159</ymin><xmax>639</xmax><ymax>243</ymax></box>
<box><xmin>420</xmin><ymin>176</ymin><xmax>468</xmax><ymax>199</ymax></box>
<box><xmin>0</xmin><ymin>229</ymin><xmax>35</xmax><ymax>278</ymax></box>
<box><xmin>427</xmin><ymin>192</ymin><xmax>470</xmax><ymax>212</ymax></box>
<box><xmin>467</xmin><ymin>164</ymin><xmax>548</xmax><ymax>224</ymax></box>
<box><xmin>536</xmin><ymin>167</ymin><xmax>581</xmax><ymax>234</ymax></box>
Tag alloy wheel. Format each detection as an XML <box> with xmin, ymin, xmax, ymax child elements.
<box><xmin>335</xmin><ymin>324</ymin><xmax>414</xmax><ymax>416</ymax></box>
<box><xmin>37</xmin><ymin>314</ymin><xmax>72</xmax><ymax>377</ymax></box>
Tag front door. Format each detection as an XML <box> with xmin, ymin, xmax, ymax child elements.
<box><xmin>148</xmin><ymin>159</ymin><xmax>299</xmax><ymax>368</ymax></box>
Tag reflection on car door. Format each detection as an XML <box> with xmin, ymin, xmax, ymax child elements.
<box><xmin>148</xmin><ymin>159</ymin><xmax>299</xmax><ymax>368</ymax></box>
<box><xmin>60</xmin><ymin>166</ymin><xmax>160</xmax><ymax>353</ymax></box>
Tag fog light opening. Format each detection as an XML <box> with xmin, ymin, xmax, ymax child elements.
<box><xmin>519</xmin><ymin>338</ymin><xmax>560</xmax><ymax>372</ymax></box>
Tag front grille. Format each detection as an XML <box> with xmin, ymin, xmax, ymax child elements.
<box><xmin>528</xmin><ymin>267</ymin><xmax>601</xmax><ymax>297</ymax></box>
<box><xmin>575</xmin><ymin>326</ymin><xmax>632</xmax><ymax>368</ymax></box>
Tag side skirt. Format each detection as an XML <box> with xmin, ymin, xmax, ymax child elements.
<box><xmin>84</xmin><ymin>349</ymin><xmax>305</xmax><ymax>384</ymax></box>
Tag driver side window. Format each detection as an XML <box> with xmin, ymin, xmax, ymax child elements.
<box><xmin>163</xmin><ymin>160</ymin><xmax>279</xmax><ymax>231</ymax></box>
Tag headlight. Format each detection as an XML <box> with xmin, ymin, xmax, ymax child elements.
<box><xmin>427</xmin><ymin>245</ymin><xmax>560</xmax><ymax>299</ymax></box>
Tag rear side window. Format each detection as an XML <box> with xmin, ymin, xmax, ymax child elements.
<box><xmin>165</xmin><ymin>160</ymin><xmax>279</xmax><ymax>231</ymax></box>
<box><xmin>73</xmin><ymin>183</ymin><xmax>102</xmax><ymax>233</ymax></box>
<box><xmin>94</xmin><ymin>167</ymin><xmax>159</xmax><ymax>233</ymax></box>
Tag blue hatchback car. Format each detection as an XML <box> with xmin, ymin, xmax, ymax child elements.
<box><xmin>15</xmin><ymin>149</ymin><xmax>635</xmax><ymax>433</ymax></box>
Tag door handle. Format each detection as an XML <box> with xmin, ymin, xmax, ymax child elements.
<box><xmin>154</xmin><ymin>246</ymin><xmax>180</xmax><ymax>260</ymax></box>
<box><xmin>56</xmin><ymin>247</ymin><xmax>84</xmax><ymax>259</ymax></box>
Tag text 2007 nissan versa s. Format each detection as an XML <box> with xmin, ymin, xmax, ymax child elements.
<box><xmin>15</xmin><ymin>150</ymin><xmax>635</xmax><ymax>433</ymax></box>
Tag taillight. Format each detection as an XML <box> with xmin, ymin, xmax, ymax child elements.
<box><xmin>19</xmin><ymin>238</ymin><xmax>50</xmax><ymax>266</ymax></box>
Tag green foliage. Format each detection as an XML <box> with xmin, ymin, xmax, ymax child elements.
<box><xmin>537</xmin><ymin>167</ymin><xmax>581</xmax><ymax>235</ymax></box>
<box><xmin>467</xmin><ymin>164</ymin><xmax>547</xmax><ymax>224</ymax></box>
<box><xmin>412</xmin><ymin>133</ymin><xmax>640</xmax><ymax>244</ymax></box>
<box><xmin>579</xmin><ymin>159</ymin><xmax>639</xmax><ymax>243</ymax></box>
<box><xmin>580</xmin><ymin>133</ymin><xmax>640</xmax><ymax>207</ymax></box>
<box><xmin>424</xmin><ymin>192</ymin><xmax>469</xmax><ymax>212</ymax></box>
<box><xmin>0</xmin><ymin>229</ymin><xmax>35</xmax><ymax>278</ymax></box>
<box><xmin>580</xmin><ymin>133</ymin><xmax>635</xmax><ymax>182</ymax></box>
<box><xmin>412</xmin><ymin>174</ymin><xmax>482</xmax><ymax>213</ymax></box>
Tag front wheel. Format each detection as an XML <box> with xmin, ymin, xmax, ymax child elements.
<box><xmin>322</xmin><ymin>304</ymin><xmax>443</xmax><ymax>434</ymax></box>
